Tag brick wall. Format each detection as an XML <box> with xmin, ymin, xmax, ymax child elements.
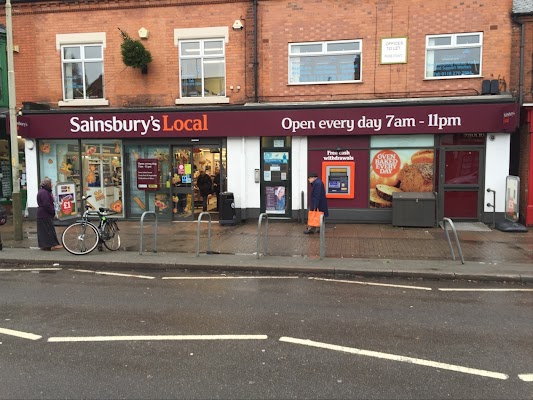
<box><xmin>0</xmin><ymin>0</ymin><xmax>516</xmax><ymax>108</ymax></box>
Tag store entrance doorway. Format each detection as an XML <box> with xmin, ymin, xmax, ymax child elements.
<box><xmin>439</xmin><ymin>148</ymin><xmax>484</xmax><ymax>220</ymax></box>
<box><xmin>171</xmin><ymin>146</ymin><xmax>222</xmax><ymax>221</ymax></box>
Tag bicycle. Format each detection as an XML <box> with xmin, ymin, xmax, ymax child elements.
<box><xmin>61</xmin><ymin>195</ymin><xmax>121</xmax><ymax>255</ymax></box>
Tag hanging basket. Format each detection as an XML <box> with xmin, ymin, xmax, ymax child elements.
<box><xmin>119</xmin><ymin>28</ymin><xmax>152</xmax><ymax>72</ymax></box>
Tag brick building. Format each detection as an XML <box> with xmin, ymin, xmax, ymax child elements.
<box><xmin>0</xmin><ymin>0</ymin><xmax>522</xmax><ymax>226</ymax></box>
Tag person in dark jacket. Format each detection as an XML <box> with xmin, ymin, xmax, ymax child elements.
<box><xmin>36</xmin><ymin>178</ymin><xmax>62</xmax><ymax>250</ymax></box>
<box><xmin>196</xmin><ymin>170</ymin><xmax>213</xmax><ymax>212</ymax></box>
<box><xmin>305</xmin><ymin>171</ymin><xmax>329</xmax><ymax>234</ymax></box>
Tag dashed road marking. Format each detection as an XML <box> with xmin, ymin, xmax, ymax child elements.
<box><xmin>439</xmin><ymin>288</ymin><xmax>533</xmax><ymax>292</ymax></box>
<box><xmin>70</xmin><ymin>269</ymin><xmax>155</xmax><ymax>279</ymax></box>
<box><xmin>0</xmin><ymin>327</ymin><xmax>42</xmax><ymax>340</ymax></box>
<box><xmin>279</xmin><ymin>336</ymin><xmax>509</xmax><ymax>380</ymax></box>
<box><xmin>162</xmin><ymin>276</ymin><xmax>299</xmax><ymax>280</ymax></box>
<box><xmin>0</xmin><ymin>268</ymin><xmax>62</xmax><ymax>272</ymax></box>
<box><xmin>48</xmin><ymin>334</ymin><xmax>268</xmax><ymax>342</ymax></box>
<box><xmin>309</xmin><ymin>277</ymin><xmax>432</xmax><ymax>291</ymax></box>
<box><xmin>518</xmin><ymin>373</ymin><xmax>533</xmax><ymax>382</ymax></box>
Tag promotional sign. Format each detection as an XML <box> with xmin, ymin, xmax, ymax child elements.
<box><xmin>381</xmin><ymin>37</ymin><xmax>408</xmax><ymax>64</ymax></box>
<box><xmin>505</xmin><ymin>175</ymin><xmax>520</xmax><ymax>222</ymax></box>
<box><xmin>136</xmin><ymin>159</ymin><xmax>160</xmax><ymax>190</ymax></box>
<box><xmin>55</xmin><ymin>181</ymin><xmax>77</xmax><ymax>220</ymax></box>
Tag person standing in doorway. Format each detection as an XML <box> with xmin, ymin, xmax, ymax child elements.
<box><xmin>213</xmin><ymin>168</ymin><xmax>221</xmax><ymax>211</ymax></box>
<box><xmin>304</xmin><ymin>172</ymin><xmax>328</xmax><ymax>234</ymax></box>
<box><xmin>36</xmin><ymin>178</ymin><xmax>62</xmax><ymax>250</ymax></box>
<box><xmin>196</xmin><ymin>169</ymin><xmax>213</xmax><ymax>212</ymax></box>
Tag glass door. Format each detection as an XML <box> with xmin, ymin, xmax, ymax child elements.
<box><xmin>260</xmin><ymin>137</ymin><xmax>291</xmax><ymax>217</ymax></box>
<box><xmin>171</xmin><ymin>146</ymin><xmax>194</xmax><ymax>221</ymax></box>
<box><xmin>439</xmin><ymin>148</ymin><xmax>484</xmax><ymax>220</ymax></box>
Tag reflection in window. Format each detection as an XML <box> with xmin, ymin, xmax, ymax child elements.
<box><xmin>180</xmin><ymin>39</ymin><xmax>226</xmax><ymax>98</ymax></box>
<box><xmin>62</xmin><ymin>44</ymin><xmax>104</xmax><ymax>100</ymax></box>
<box><xmin>425</xmin><ymin>33</ymin><xmax>482</xmax><ymax>79</ymax></box>
<box><xmin>289</xmin><ymin>40</ymin><xmax>362</xmax><ymax>84</ymax></box>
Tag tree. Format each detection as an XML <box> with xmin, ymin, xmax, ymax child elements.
<box><xmin>119</xmin><ymin>28</ymin><xmax>152</xmax><ymax>73</ymax></box>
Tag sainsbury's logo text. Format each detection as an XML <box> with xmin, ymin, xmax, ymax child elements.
<box><xmin>70</xmin><ymin>115</ymin><xmax>208</xmax><ymax>135</ymax></box>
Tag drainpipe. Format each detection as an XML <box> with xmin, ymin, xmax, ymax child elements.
<box><xmin>253</xmin><ymin>0</ymin><xmax>258</xmax><ymax>103</ymax></box>
<box><xmin>512</xmin><ymin>14</ymin><xmax>525</xmax><ymax>127</ymax></box>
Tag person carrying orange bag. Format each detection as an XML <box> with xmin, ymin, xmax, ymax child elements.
<box><xmin>305</xmin><ymin>172</ymin><xmax>329</xmax><ymax>234</ymax></box>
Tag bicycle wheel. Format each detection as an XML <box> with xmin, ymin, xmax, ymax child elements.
<box><xmin>62</xmin><ymin>222</ymin><xmax>99</xmax><ymax>255</ymax></box>
<box><xmin>103</xmin><ymin>220</ymin><xmax>121</xmax><ymax>251</ymax></box>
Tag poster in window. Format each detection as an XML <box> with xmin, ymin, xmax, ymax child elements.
<box><xmin>369</xmin><ymin>149</ymin><xmax>435</xmax><ymax>208</ymax></box>
<box><xmin>265</xmin><ymin>185</ymin><xmax>286</xmax><ymax>214</ymax></box>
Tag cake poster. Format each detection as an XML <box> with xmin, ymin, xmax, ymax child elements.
<box><xmin>369</xmin><ymin>148</ymin><xmax>435</xmax><ymax>208</ymax></box>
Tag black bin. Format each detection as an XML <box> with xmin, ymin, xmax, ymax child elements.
<box><xmin>219</xmin><ymin>192</ymin><xmax>236</xmax><ymax>225</ymax></box>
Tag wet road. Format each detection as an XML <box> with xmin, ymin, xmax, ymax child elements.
<box><xmin>0</xmin><ymin>267</ymin><xmax>532</xmax><ymax>399</ymax></box>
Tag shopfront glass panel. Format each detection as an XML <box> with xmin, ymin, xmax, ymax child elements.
<box><xmin>38</xmin><ymin>140</ymin><xmax>82</xmax><ymax>217</ymax></box>
<box><xmin>81</xmin><ymin>141</ymin><xmax>123</xmax><ymax>216</ymax></box>
<box><xmin>124</xmin><ymin>144</ymin><xmax>171</xmax><ymax>219</ymax></box>
<box><xmin>172</xmin><ymin>147</ymin><xmax>194</xmax><ymax>220</ymax></box>
<box><xmin>444</xmin><ymin>150</ymin><xmax>479</xmax><ymax>185</ymax></box>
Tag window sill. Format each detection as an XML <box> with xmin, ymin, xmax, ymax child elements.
<box><xmin>58</xmin><ymin>99</ymin><xmax>110</xmax><ymax>107</ymax></box>
<box><xmin>175</xmin><ymin>97</ymin><xmax>230</xmax><ymax>105</ymax></box>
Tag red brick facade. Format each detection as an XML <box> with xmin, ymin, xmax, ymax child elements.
<box><xmin>0</xmin><ymin>0</ymin><xmax>515</xmax><ymax>107</ymax></box>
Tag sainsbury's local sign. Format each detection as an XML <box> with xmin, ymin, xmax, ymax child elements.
<box><xmin>17</xmin><ymin>102</ymin><xmax>517</xmax><ymax>139</ymax></box>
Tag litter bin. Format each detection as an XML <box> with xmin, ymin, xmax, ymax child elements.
<box><xmin>392</xmin><ymin>192</ymin><xmax>436</xmax><ymax>227</ymax></box>
<box><xmin>219</xmin><ymin>192</ymin><xmax>236</xmax><ymax>225</ymax></box>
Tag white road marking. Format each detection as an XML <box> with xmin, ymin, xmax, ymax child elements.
<box><xmin>309</xmin><ymin>277</ymin><xmax>432</xmax><ymax>291</ymax></box>
<box><xmin>518</xmin><ymin>373</ymin><xmax>533</xmax><ymax>382</ymax></box>
<box><xmin>0</xmin><ymin>327</ymin><xmax>42</xmax><ymax>340</ymax></box>
<box><xmin>162</xmin><ymin>276</ymin><xmax>299</xmax><ymax>280</ymax></box>
<box><xmin>70</xmin><ymin>269</ymin><xmax>155</xmax><ymax>279</ymax></box>
<box><xmin>439</xmin><ymin>288</ymin><xmax>533</xmax><ymax>292</ymax></box>
<box><xmin>279</xmin><ymin>336</ymin><xmax>508</xmax><ymax>380</ymax></box>
<box><xmin>48</xmin><ymin>334</ymin><xmax>268</xmax><ymax>342</ymax></box>
<box><xmin>0</xmin><ymin>268</ymin><xmax>62</xmax><ymax>272</ymax></box>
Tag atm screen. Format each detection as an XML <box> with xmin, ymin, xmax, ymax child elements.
<box><xmin>329</xmin><ymin>181</ymin><xmax>341</xmax><ymax>189</ymax></box>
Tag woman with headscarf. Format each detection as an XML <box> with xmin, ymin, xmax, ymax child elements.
<box><xmin>37</xmin><ymin>178</ymin><xmax>62</xmax><ymax>250</ymax></box>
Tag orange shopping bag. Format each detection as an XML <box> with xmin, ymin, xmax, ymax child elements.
<box><xmin>307</xmin><ymin>209</ymin><xmax>323</xmax><ymax>228</ymax></box>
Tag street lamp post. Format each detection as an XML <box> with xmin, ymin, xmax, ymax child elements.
<box><xmin>6</xmin><ymin>0</ymin><xmax>22</xmax><ymax>240</ymax></box>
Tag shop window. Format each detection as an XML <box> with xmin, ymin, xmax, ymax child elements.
<box><xmin>38</xmin><ymin>140</ymin><xmax>81</xmax><ymax>215</ymax></box>
<box><xmin>56</xmin><ymin>32</ymin><xmax>109</xmax><ymax>106</ymax></box>
<box><xmin>81</xmin><ymin>141</ymin><xmax>123</xmax><ymax>216</ymax></box>
<box><xmin>289</xmin><ymin>40</ymin><xmax>362</xmax><ymax>84</ymax></box>
<box><xmin>425</xmin><ymin>32</ymin><xmax>482</xmax><ymax>79</ymax></box>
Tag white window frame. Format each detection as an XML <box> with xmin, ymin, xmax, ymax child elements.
<box><xmin>56</xmin><ymin>33</ymin><xmax>108</xmax><ymax>107</ymax></box>
<box><xmin>174</xmin><ymin>27</ymin><xmax>229</xmax><ymax>105</ymax></box>
<box><xmin>288</xmin><ymin>40</ymin><xmax>362</xmax><ymax>85</ymax></box>
<box><xmin>425</xmin><ymin>32</ymin><xmax>483</xmax><ymax>79</ymax></box>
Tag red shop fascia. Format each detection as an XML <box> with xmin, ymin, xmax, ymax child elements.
<box><xmin>17</xmin><ymin>100</ymin><xmax>517</xmax><ymax>140</ymax></box>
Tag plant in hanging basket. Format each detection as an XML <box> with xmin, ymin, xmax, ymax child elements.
<box><xmin>119</xmin><ymin>28</ymin><xmax>152</xmax><ymax>72</ymax></box>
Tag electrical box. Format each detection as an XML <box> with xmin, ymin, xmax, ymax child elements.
<box><xmin>392</xmin><ymin>192</ymin><xmax>436</xmax><ymax>227</ymax></box>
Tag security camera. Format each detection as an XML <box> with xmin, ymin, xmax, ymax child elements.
<box><xmin>232</xmin><ymin>19</ymin><xmax>243</xmax><ymax>30</ymax></box>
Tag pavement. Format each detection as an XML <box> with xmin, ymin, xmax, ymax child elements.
<box><xmin>0</xmin><ymin>216</ymin><xmax>531</xmax><ymax>283</ymax></box>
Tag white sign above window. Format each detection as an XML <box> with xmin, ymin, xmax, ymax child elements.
<box><xmin>381</xmin><ymin>37</ymin><xmax>407</xmax><ymax>64</ymax></box>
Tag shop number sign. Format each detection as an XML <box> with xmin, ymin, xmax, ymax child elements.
<box><xmin>137</xmin><ymin>159</ymin><xmax>160</xmax><ymax>190</ymax></box>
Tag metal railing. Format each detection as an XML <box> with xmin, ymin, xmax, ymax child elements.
<box><xmin>442</xmin><ymin>217</ymin><xmax>464</xmax><ymax>264</ymax></box>
<box><xmin>257</xmin><ymin>213</ymin><xmax>269</xmax><ymax>259</ymax></box>
<box><xmin>486</xmin><ymin>188</ymin><xmax>496</xmax><ymax>228</ymax></box>
<box><xmin>139</xmin><ymin>211</ymin><xmax>157</xmax><ymax>255</ymax></box>
<box><xmin>319</xmin><ymin>214</ymin><xmax>326</xmax><ymax>259</ymax></box>
<box><xmin>196</xmin><ymin>212</ymin><xmax>212</xmax><ymax>257</ymax></box>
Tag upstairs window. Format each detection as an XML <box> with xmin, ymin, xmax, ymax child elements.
<box><xmin>179</xmin><ymin>39</ymin><xmax>226</xmax><ymax>98</ymax></box>
<box><xmin>61</xmin><ymin>44</ymin><xmax>104</xmax><ymax>100</ymax></box>
<box><xmin>425</xmin><ymin>33</ymin><xmax>482</xmax><ymax>79</ymax></box>
<box><xmin>288</xmin><ymin>40</ymin><xmax>362</xmax><ymax>84</ymax></box>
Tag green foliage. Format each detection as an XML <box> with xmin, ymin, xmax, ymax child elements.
<box><xmin>120</xmin><ymin>29</ymin><xmax>152</xmax><ymax>70</ymax></box>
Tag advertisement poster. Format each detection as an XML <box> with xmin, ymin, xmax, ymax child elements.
<box><xmin>137</xmin><ymin>159</ymin><xmax>160</xmax><ymax>190</ymax></box>
<box><xmin>265</xmin><ymin>185</ymin><xmax>286</xmax><ymax>214</ymax></box>
<box><xmin>263</xmin><ymin>152</ymin><xmax>289</xmax><ymax>182</ymax></box>
<box><xmin>55</xmin><ymin>181</ymin><xmax>77</xmax><ymax>219</ymax></box>
<box><xmin>369</xmin><ymin>148</ymin><xmax>434</xmax><ymax>208</ymax></box>
<box><xmin>505</xmin><ymin>176</ymin><xmax>520</xmax><ymax>222</ymax></box>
